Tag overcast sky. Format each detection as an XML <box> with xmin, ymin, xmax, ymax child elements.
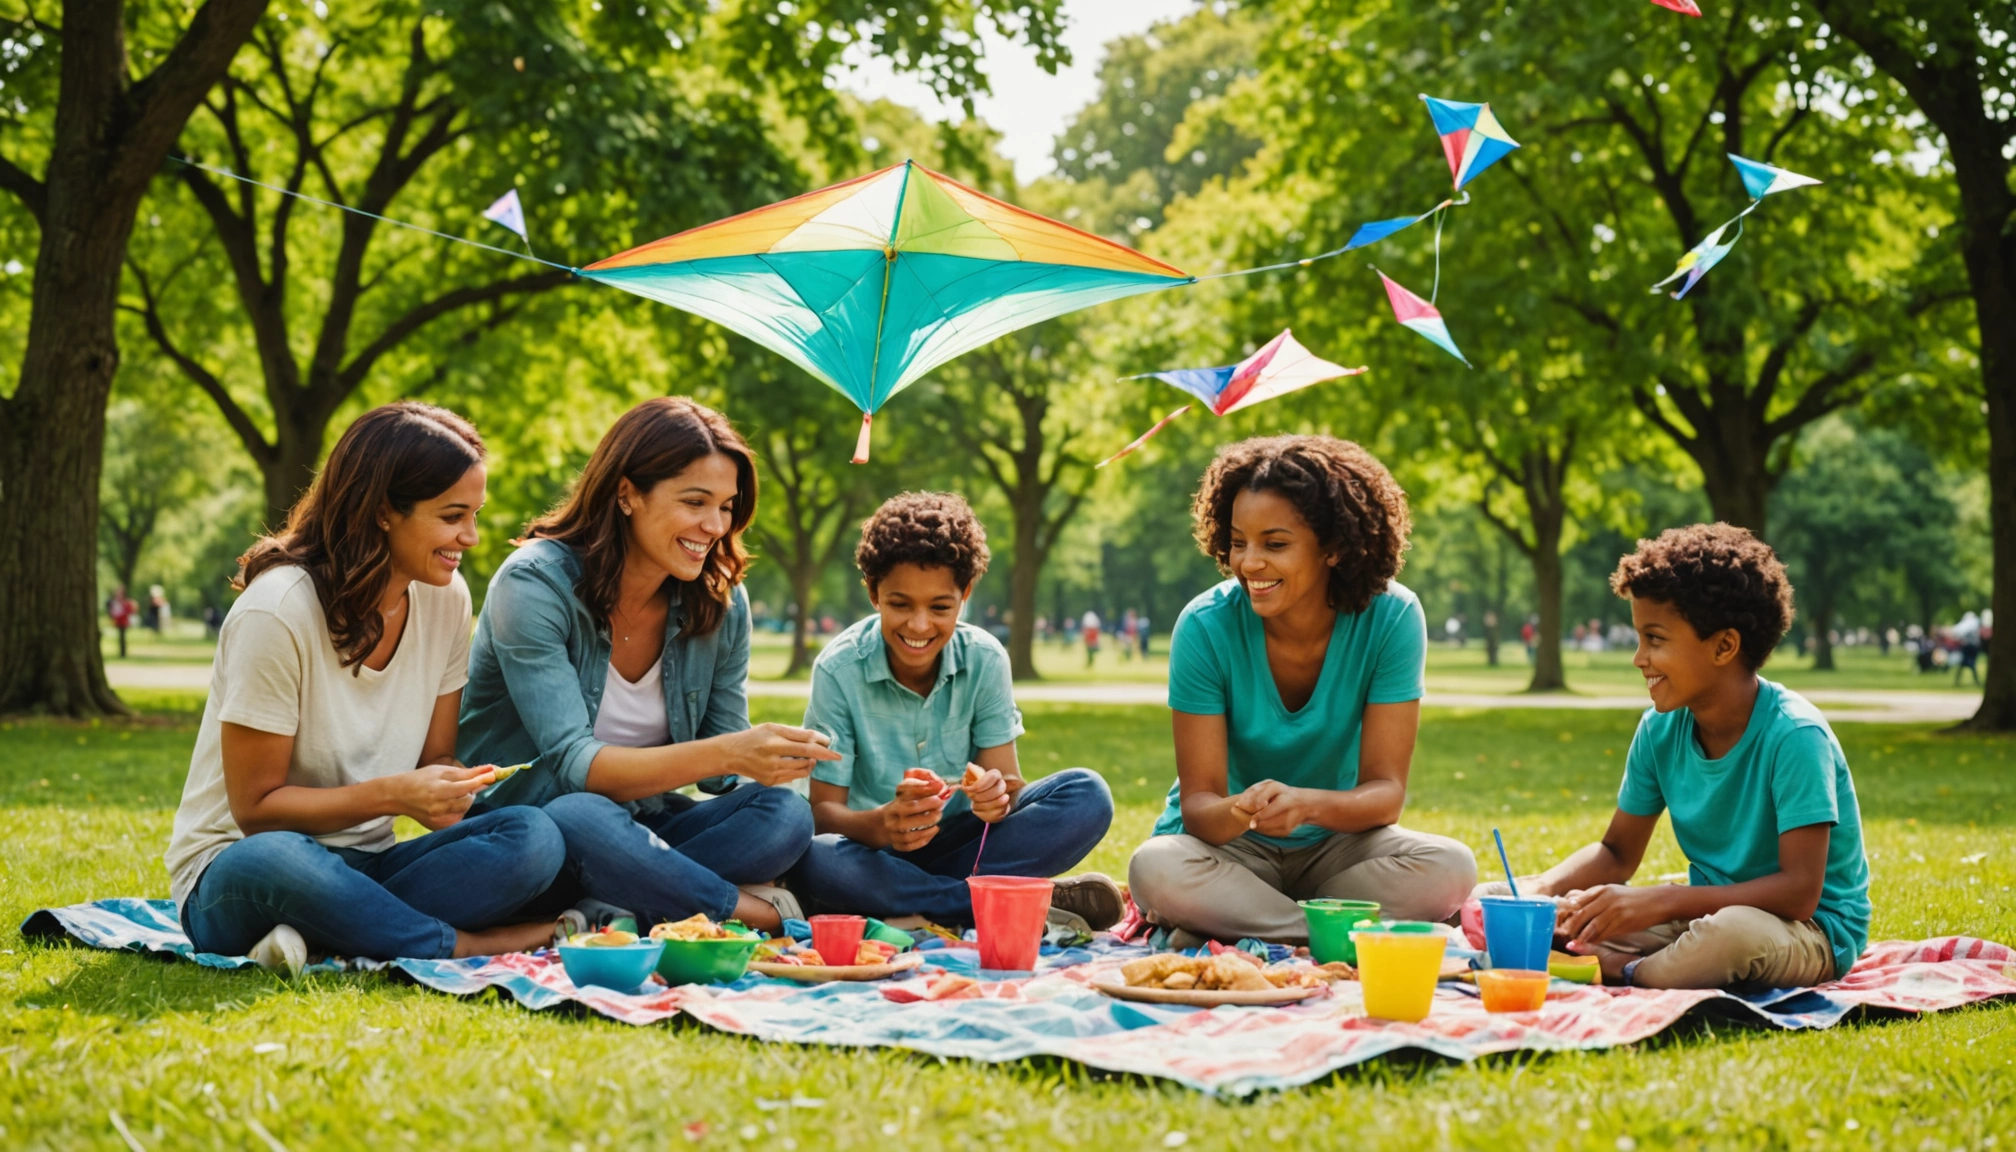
<box><xmin>841</xmin><ymin>0</ymin><xmax>1200</xmax><ymax>183</ymax></box>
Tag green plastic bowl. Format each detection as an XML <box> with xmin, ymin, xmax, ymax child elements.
<box><xmin>652</xmin><ymin>930</ymin><xmax>762</xmax><ymax>986</ymax></box>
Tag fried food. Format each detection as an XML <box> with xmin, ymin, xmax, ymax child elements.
<box><xmin>1161</xmin><ymin>971</ymin><xmax>1198</xmax><ymax>990</ymax></box>
<box><xmin>900</xmin><ymin>767</ymin><xmax>954</xmax><ymax>801</ymax></box>
<box><xmin>1121</xmin><ymin>954</ymin><xmax>1200</xmax><ymax>986</ymax></box>
<box><xmin>1204</xmin><ymin>953</ymin><xmax>1272</xmax><ymax>992</ymax></box>
<box><xmin>650</xmin><ymin>914</ymin><xmax>745</xmax><ymax>941</ymax></box>
<box><xmin>569</xmin><ymin>928</ymin><xmax>639</xmax><ymax>947</ymax></box>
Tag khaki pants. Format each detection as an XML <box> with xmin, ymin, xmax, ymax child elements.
<box><xmin>1475</xmin><ymin>881</ymin><xmax>1836</xmax><ymax>989</ymax></box>
<box><xmin>1128</xmin><ymin>826</ymin><xmax>1477</xmax><ymax>943</ymax></box>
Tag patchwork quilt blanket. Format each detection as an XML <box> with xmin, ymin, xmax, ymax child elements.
<box><xmin>23</xmin><ymin>900</ymin><xmax>2015</xmax><ymax>1094</ymax></box>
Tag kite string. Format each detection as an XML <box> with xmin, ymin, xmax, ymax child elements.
<box><xmin>169</xmin><ymin>156</ymin><xmax>581</xmax><ymax>274</ymax></box>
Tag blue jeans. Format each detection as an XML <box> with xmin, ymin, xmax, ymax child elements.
<box><xmin>180</xmin><ymin>807</ymin><xmax>566</xmax><ymax>960</ymax></box>
<box><xmin>535</xmin><ymin>785</ymin><xmax>813</xmax><ymax>924</ymax></box>
<box><xmin>789</xmin><ymin>768</ymin><xmax>1113</xmax><ymax>924</ymax></box>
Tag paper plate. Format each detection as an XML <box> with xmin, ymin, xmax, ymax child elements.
<box><xmin>747</xmin><ymin>952</ymin><xmax>926</xmax><ymax>983</ymax></box>
<box><xmin>1090</xmin><ymin>971</ymin><xmax>1326</xmax><ymax>1007</ymax></box>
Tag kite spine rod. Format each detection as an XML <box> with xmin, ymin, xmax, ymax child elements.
<box><xmin>168</xmin><ymin>156</ymin><xmax>582</xmax><ymax>274</ymax></box>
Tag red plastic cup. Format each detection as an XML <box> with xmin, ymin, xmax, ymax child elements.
<box><xmin>967</xmin><ymin>875</ymin><xmax>1052</xmax><ymax>971</ymax></box>
<box><xmin>808</xmin><ymin>914</ymin><xmax>866</xmax><ymax>967</ymax></box>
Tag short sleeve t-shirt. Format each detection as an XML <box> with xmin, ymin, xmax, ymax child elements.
<box><xmin>1617</xmin><ymin>678</ymin><xmax>1872</xmax><ymax>979</ymax></box>
<box><xmin>165</xmin><ymin>567</ymin><xmax>474</xmax><ymax>908</ymax></box>
<box><xmin>805</xmin><ymin>617</ymin><xmax>1023</xmax><ymax>818</ymax></box>
<box><xmin>1155</xmin><ymin>579</ymin><xmax>1428</xmax><ymax>848</ymax></box>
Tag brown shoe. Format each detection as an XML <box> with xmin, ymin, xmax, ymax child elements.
<box><xmin>1050</xmin><ymin>873</ymin><xmax>1125</xmax><ymax>931</ymax></box>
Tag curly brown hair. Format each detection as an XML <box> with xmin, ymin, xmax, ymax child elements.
<box><xmin>855</xmin><ymin>492</ymin><xmax>991</xmax><ymax>592</ymax></box>
<box><xmin>1609</xmin><ymin>523</ymin><xmax>1794</xmax><ymax>670</ymax></box>
<box><xmin>1191</xmin><ymin>435</ymin><xmax>1412</xmax><ymax>615</ymax></box>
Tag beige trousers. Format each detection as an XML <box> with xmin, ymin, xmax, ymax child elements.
<box><xmin>1128</xmin><ymin>826</ymin><xmax>1477</xmax><ymax>943</ymax></box>
<box><xmin>1475</xmin><ymin>881</ymin><xmax>1836</xmax><ymax>989</ymax></box>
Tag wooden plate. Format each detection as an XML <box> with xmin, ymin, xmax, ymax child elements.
<box><xmin>747</xmin><ymin>952</ymin><xmax>926</xmax><ymax>983</ymax></box>
<box><xmin>1090</xmin><ymin>971</ymin><xmax>1326</xmax><ymax>1007</ymax></box>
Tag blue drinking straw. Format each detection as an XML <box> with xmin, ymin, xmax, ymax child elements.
<box><xmin>1492</xmin><ymin>827</ymin><xmax>1520</xmax><ymax>898</ymax></box>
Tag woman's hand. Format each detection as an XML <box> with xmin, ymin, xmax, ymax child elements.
<box><xmin>720</xmin><ymin>723</ymin><xmax>841</xmax><ymax>787</ymax></box>
<box><xmin>881</xmin><ymin>781</ymin><xmax>947</xmax><ymax>851</ymax></box>
<box><xmin>962</xmin><ymin>764</ymin><xmax>1013</xmax><ymax>823</ymax></box>
<box><xmin>1557</xmin><ymin>884</ymin><xmax>1673</xmax><ymax>948</ymax></box>
<box><xmin>386</xmin><ymin>764</ymin><xmax>496</xmax><ymax>830</ymax></box>
<box><xmin>1230</xmin><ymin>780</ymin><xmax>1318</xmax><ymax>838</ymax></box>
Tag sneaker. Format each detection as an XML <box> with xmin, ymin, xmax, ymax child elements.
<box><xmin>739</xmin><ymin>883</ymin><xmax>803</xmax><ymax>924</ymax></box>
<box><xmin>1049</xmin><ymin>873</ymin><xmax>1125</xmax><ymax>932</ymax></box>
<box><xmin>247</xmin><ymin>924</ymin><xmax>307</xmax><ymax>980</ymax></box>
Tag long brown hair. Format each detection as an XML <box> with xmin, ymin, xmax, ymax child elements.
<box><xmin>238</xmin><ymin>402</ymin><xmax>486</xmax><ymax>669</ymax></box>
<box><xmin>523</xmin><ymin>397</ymin><xmax>756</xmax><ymax>637</ymax></box>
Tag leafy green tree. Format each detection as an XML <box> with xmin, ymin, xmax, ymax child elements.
<box><xmin>0</xmin><ymin>0</ymin><xmax>269</xmax><ymax>715</ymax></box>
<box><xmin>97</xmin><ymin>396</ymin><xmax>205</xmax><ymax>599</ymax></box>
<box><xmin>1770</xmin><ymin>419</ymin><xmax>1959</xmax><ymax>670</ymax></box>
<box><xmin>126</xmin><ymin>0</ymin><xmax>1063</xmax><ymax>530</ymax></box>
<box><xmin>1806</xmin><ymin>0</ymin><xmax>2014</xmax><ymax>725</ymax></box>
<box><xmin>1255</xmin><ymin>0</ymin><xmax>1955</xmax><ymax>535</ymax></box>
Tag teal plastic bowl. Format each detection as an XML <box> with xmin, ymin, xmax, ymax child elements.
<box><xmin>653</xmin><ymin>930</ymin><xmax>761</xmax><ymax>986</ymax></box>
<box><xmin>558</xmin><ymin>939</ymin><xmax>664</xmax><ymax>992</ymax></box>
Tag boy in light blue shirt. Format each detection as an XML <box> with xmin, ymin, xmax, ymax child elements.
<box><xmin>1499</xmin><ymin>524</ymin><xmax>1870</xmax><ymax>989</ymax></box>
<box><xmin>787</xmin><ymin>493</ymin><xmax>1120</xmax><ymax>929</ymax></box>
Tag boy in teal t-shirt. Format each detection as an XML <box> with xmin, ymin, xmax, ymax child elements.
<box><xmin>1494</xmin><ymin>524</ymin><xmax>1870</xmax><ymax>989</ymax></box>
<box><xmin>785</xmin><ymin>493</ymin><xmax>1121</xmax><ymax>930</ymax></box>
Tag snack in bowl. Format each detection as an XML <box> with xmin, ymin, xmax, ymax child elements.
<box><xmin>569</xmin><ymin>928</ymin><xmax>639</xmax><ymax>948</ymax></box>
<box><xmin>648</xmin><ymin>915</ymin><xmax>762</xmax><ymax>985</ymax></box>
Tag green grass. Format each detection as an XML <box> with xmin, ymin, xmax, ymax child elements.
<box><xmin>4</xmin><ymin>694</ymin><xmax>2013</xmax><ymax>1149</ymax></box>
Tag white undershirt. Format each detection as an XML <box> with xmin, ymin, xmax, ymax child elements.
<box><xmin>593</xmin><ymin>659</ymin><xmax>671</xmax><ymax>748</ymax></box>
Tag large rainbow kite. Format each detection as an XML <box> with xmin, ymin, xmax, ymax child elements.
<box><xmin>580</xmin><ymin>161</ymin><xmax>1194</xmax><ymax>461</ymax></box>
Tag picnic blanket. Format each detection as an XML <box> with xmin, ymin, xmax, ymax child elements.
<box><xmin>22</xmin><ymin>900</ymin><xmax>2016</xmax><ymax>1095</ymax></box>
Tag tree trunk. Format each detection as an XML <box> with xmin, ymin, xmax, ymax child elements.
<box><xmin>1810</xmin><ymin>598</ymin><xmax>1837</xmax><ymax>672</ymax></box>
<box><xmin>1954</xmin><ymin>166</ymin><xmax>2016</xmax><ymax>729</ymax></box>
<box><xmin>1695</xmin><ymin>434</ymin><xmax>1773</xmax><ymax>536</ymax></box>
<box><xmin>0</xmin><ymin>0</ymin><xmax>269</xmax><ymax>715</ymax></box>
<box><xmin>1007</xmin><ymin>532</ymin><xmax>1042</xmax><ymax>681</ymax></box>
<box><xmin>1527</xmin><ymin>528</ymin><xmax>1568</xmax><ymax>693</ymax></box>
<box><xmin>784</xmin><ymin>558</ymin><xmax>818</xmax><ymax>679</ymax></box>
<box><xmin>260</xmin><ymin>418</ymin><xmax>327</xmax><ymax>532</ymax></box>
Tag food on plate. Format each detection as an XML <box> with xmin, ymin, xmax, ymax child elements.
<box><xmin>650</xmin><ymin>914</ymin><xmax>746</xmax><ymax>941</ymax></box>
<box><xmin>568</xmin><ymin>928</ymin><xmax>640</xmax><ymax>947</ymax></box>
<box><xmin>1120</xmin><ymin>951</ymin><xmax>1271</xmax><ymax>992</ymax></box>
<box><xmin>1122</xmin><ymin>951</ymin><xmax>1355</xmax><ymax>992</ymax></box>
<box><xmin>855</xmin><ymin>940</ymin><xmax>900</xmax><ymax>965</ymax></box>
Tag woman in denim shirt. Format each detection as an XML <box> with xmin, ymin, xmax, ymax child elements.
<box><xmin>459</xmin><ymin>399</ymin><xmax>837</xmax><ymax>933</ymax></box>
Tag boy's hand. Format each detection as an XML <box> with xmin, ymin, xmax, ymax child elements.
<box><xmin>961</xmin><ymin>764</ymin><xmax>1012</xmax><ymax>823</ymax></box>
<box><xmin>1232</xmin><ymin>780</ymin><xmax>1315</xmax><ymax>838</ymax></box>
<box><xmin>882</xmin><ymin>784</ymin><xmax>947</xmax><ymax>851</ymax></box>
<box><xmin>1557</xmin><ymin>884</ymin><xmax>1673</xmax><ymax>948</ymax></box>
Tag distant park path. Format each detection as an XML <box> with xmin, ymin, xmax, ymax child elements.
<box><xmin>105</xmin><ymin>662</ymin><xmax>1982</xmax><ymax>724</ymax></box>
<box><xmin>106</xmin><ymin>661</ymin><xmax>1983</xmax><ymax>726</ymax></box>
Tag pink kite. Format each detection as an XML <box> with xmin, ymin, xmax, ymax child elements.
<box><xmin>1378</xmin><ymin>271</ymin><xmax>1470</xmax><ymax>367</ymax></box>
<box><xmin>1649</xmin><ymin>0</ymin><xmax>1704</xmax><ymax>14</ymax></box>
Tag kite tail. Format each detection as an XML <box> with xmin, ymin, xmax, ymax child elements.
<box><xmin>1097</xmin><ymin>405</ymin><xmax>1193</xmax><ymax>468</ymax></box>
<box><xmin>851</xmin><ymin>413</ymin><xmax>874</xmax><ymax>465</ymax></box>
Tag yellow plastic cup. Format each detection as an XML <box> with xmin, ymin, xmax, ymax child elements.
<box><xmin>1352</xmin><ymin>928</ymin><xmax>1448</xmax><ymax>1023</ymax></box>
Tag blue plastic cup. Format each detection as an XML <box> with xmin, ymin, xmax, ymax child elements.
<box><xmin>1480</xmin><ymin>895</ymin><xmax>1555</xmax><ymax>971</ymax></box>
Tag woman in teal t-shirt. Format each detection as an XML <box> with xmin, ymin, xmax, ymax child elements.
<box><xmin>1128</xmin><ymin>435</ymin><xmax>1476</xmax><ymax>944</ymax></box>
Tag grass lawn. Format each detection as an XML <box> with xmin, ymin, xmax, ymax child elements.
<box><xmin>3</xmin><ymin>693</ymin><xmax>2012</xmax><ymax>1149</ymax></box>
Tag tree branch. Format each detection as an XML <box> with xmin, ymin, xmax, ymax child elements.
<box><xmin>0</xmin><ymin>152</ymin><xmax>45</xmax><ymax>223</ymax></box>
<box><xmin>122</xmin><ymin>260</ymin><xmax>275</xmax><ymax>465</ymax></box>
<box><xmin>338</xmin><ymin>270</ymin><xmax>570</xmax><ymax>395</ymax></box>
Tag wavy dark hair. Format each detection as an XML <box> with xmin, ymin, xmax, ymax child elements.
<box><xmin>854</xmin><ymin>491</ymin><xmax>991</xmax><ymax>592</ymax></box>
<box><xmin>1191</xmin><ymin>434</ymin><xmax>1412</xmax><ymax>615</ymax></box>
<box><xmin>237</xmin><ymin>402</ymin><xmax>486</xmax><ymax>671</ymax></box>
<box><xmin>522</xmin><ymin>397</ymin><xmax>756</xmax><ymax>637</ymax></box>
<box><xmin>1610</xmin><ymin>523</ymin><xmax>1794</xmax><ymax>670</ymax></box>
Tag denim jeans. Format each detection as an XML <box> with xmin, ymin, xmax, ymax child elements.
<box><xmin>789</xmin><ymin>768</ymin><xmax>1113</xmax><ymax>925</ymax></box>
<box><xmin>179</xmin><ymin>807</ymin><xmax>567</xmax><ymax>960</ymax></box>
<box><xmin>535</xmin><ymin>784</ymin><xmax>813</xmax><ymax>925</ymax></box>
